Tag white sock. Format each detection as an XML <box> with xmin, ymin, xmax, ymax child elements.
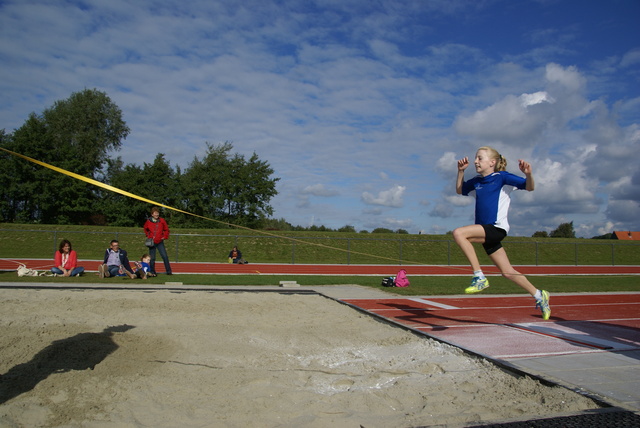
<box><xmin>533</xmin><ymin>289</ymin><xmax>542</xmax><ymax>301</ymax></box>
<box><xmin>473</xmin><ymin>270</ymin><xmax>485</xmax><ymax>279</ymax></box>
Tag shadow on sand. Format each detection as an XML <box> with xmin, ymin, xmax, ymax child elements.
<box><xmin>0</xmin><ymin>324</ymin><xmax>135</xmax><ymax>404</ymax></box>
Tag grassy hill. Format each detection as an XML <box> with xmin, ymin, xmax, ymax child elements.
<box><xmin>1</xmin><ymin>223</ymin><xmax>638</xmax><ymax>265</ymax></box>
<box><xmin>1</xmin><ymin>223</ymin><xmax>638</xmax><ymax>294</ymax></box>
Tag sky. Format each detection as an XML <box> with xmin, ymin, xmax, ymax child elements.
<box><xmin>1</xmin><ymin>0</ymin><xmax>639</xmax><ymax>237</ymax></box>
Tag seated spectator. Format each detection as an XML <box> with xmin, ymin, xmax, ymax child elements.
<box><xmin>98</xmin><ymin>240</ymin><xmax>135</xmax><ymax>279</ymax></box>
<box><xmin>228</xmin><ymin>246</ymin><xmax>247</xmax><ymax>264</ymax></box>
<box><xmin>51</xmin><ymin>239</ymin><xmax>85</xmax><ymax>277</ymax></box>
<box><xmin>134</xmin><ymin>254</ymin><xmax>152</xmax><ymax>279</ymax></box>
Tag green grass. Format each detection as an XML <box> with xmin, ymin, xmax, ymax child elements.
<box><xmin>1</xmin><ymin>223</ymin><xmax>639</xmax><ymax>265</ymax></box>
<box><xmin>1</xmin><ymin>272</ymin><xmax>638</xmax><ymax>296</ymax></box>
<box><xmin>1</xmin><ymin>223</ymin><xmax>638</xmax><ymax>295</ymax></box>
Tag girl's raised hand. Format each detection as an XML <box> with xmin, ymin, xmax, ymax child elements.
<box><xmin>458</xmin><ymin>157</ymin><xmax>469</xmax><ymax>171</ymax></box>
<box><xmin>518</xmin><ymin>159</ymin><xmax>532</xmax><ymax>174</ymax></box>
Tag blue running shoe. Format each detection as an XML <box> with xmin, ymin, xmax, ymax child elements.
<box><xmin>465</xmin><ymin>276</ymin><xmax>489</xmax><ymax>294</ymax></box>
<box><xmin>535</xmin><ymin>290</ymin><xmax>551</xmax><ymax>320</ymax></box>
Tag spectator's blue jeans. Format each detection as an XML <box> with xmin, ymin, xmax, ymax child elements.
<box><xmin>51</xmin><ymin>266</ymin><xmax>85</xmax><ymax>276</ymax></box>
<box><xmin>149</xmin><ymin>240</ymin><xmax>172</xmax><ymax>274</ymax></box>
<box><xmin>107</xmin><ymin>265</ymin><xmax>122</xmax><ymax>277</ymax></box>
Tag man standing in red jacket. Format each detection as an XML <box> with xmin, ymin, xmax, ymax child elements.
<box><xmin>143</xmin><ymin>207</ymin><xmax>173</xmax><ymax>275</ymax></box>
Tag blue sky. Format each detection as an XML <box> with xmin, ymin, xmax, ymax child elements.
<box><xmin>1</xmin><ymin>0</ymin><xmax>639</xmax><ymax>237</ymax></box>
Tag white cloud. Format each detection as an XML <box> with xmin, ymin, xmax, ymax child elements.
<box><xmin>301</xmin><ymin>184</ymin><xmax>339</xmax><ymax>197</ymax></box>
<box><xmin>545</xmin><ymin>63</ymin><xmax>585</xmax><ymax>92</ymax></box>
<box><xmin>520</xmin><ymin>91</ymin><xmax>555</xmax><ymax>107</ymax></box>
<box><xmin>435</xmin><ymin>152</ymin><xmax>458</xmax><ymax>176</ymax></box>
<box><xmin>583</xmin><ymin>114</ymin><xmax>640</xmax><ymax>182</ymax></box>
<box><xmin>620</xmin><ymin>48</ymin><xmax>640</xmax><ymax>68</ymax></box>
<box><xmin>363</xmin><ymin>216</ymin><xmax>413</xmax><ymax>231</ymax></box>
<box><xmin>445</xmin><ymin>195</ymin><xmax>473</xmax><ymax>207</ymax></box>
<box><xmin>362</xmin><ymin>185</ymin><xmax>406</xmax><ymax>207</ymax></box>
<box><xmin>454</xmin><ymin>91</ymin><xmax>555</xmax><ymax>144</ymax></box>
<box><xmin>382</xmin><ymin>217</ymin><xmax>413</xmax><ymax>229</ymax></box>
<box><xmin>606</xmin><ymin>199</ymin><xmax>640</xmax><ymax>223</ymax></box>
<box><xmin>454</xmin><ymin>63</ymin><xmax>592</xmax><ymax>147</ymax></box>
<box><xmin>593</xmin><ymin>221</ymin><xmax>616</xmax><ymax>237</ymax></box>
<box><xmin>429</xmin><ymin>203</ymin><xmax>454</xmax><ymax>219</ymax></box>
<box><xmin>516</xmin><ymin>158</ymin><xmax>599</xmax><ymax>214</ymax></box>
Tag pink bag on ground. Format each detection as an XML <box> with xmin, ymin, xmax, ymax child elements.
<box><xmin>395</xmin><ymin>269</ymin><xmax>410</xmax><ymax>287</ymax></box>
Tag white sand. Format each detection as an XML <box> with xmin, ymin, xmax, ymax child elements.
<box><xmin>0</xmin><ymin>288</ymin><xmax>599</xmax><ymax>427</ymax></box>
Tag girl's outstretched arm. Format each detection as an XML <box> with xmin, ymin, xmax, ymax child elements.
<box><xmin>456</xmin><ymin>157</ymin><xmax>469</xmax><ymax>194</ymax></box>
<box><xmin>518</xmin><ymin>159</ymin><xmax>535</xmax><ymax>191</ymax></box>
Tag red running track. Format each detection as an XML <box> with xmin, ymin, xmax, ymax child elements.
<box><xmin>342</xmin><ymin>293</ymin><xmax>640</xmax><ymax>360</ymax></box>
<box><xmin>2</xmin><ymin>258</ymin><xmax>640</xmax><ymax>276</ymax></box>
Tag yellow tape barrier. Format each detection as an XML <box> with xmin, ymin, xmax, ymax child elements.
<box><xmin>0</xmin><ymin>146</ymin><xmax>423</xmax><ymax>266</ymax></box>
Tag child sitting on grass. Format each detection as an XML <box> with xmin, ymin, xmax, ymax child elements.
<box><xmin>134</xmin><ymin>254</ymin><xmax>152</xmax><ymax>279</ymax></box>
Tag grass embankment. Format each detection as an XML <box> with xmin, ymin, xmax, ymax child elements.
<box><xmin>1</xmin><ymin>223</ymin><xmax>639</xmax><ymax>295</ymax></box>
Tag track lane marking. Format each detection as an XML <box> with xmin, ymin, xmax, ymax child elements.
<box><xmin>408</xmin><ymin>298</ymin><xmax>460</xmax><ymax>309</ymax></box>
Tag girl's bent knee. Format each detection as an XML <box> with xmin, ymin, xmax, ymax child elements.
<box><xmin>452</xmin><ymin>228</ymin><xmax>465</xmax><ymax>241</ymax></box>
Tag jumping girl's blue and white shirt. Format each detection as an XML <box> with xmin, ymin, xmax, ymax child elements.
<box><xmin>461</xmin><ymin>171</ymin><xmax>527</xmax><ymax>234</ymax></box>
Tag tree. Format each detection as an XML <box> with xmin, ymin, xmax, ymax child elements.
<box><xmin>591</xmin><ymin>233</ymin><xmax>613</xmax><ymax>239</ymax></box>
<box><xmin>532</xmin><ymin>231</ymin><xmax>549</xmax><ymax>238</ymax></box>
<box><xmin>372</xmin><ymin>227</ymin><xmax>393</xmax><ymax>234</ymax></box>
<box><xmin>226</xmin><ymin>150</ymin><xmax>279</xmax><ymax>227</ymax></box>
<box><xmin>179</xmin><ymin>142</ymin><xmax>279</xmax><ymax>228</ymax></box>
<box><xmin>99</xmin><ymin>154</ymin><xmax>180</xmax><ymax>226</ymax></box>
<box><xmin>550</xmin><ymin>221</ymin><xmax>576</xmax><ymax>238</ymax></box>
<box><xmin>0</xmin><ymin>89</ymin><xmax>129</xmax><ymax>224</ymax></box>
<box><xmin>1</xmin><ymin>115</ymin><xmax>54</xmax><ymax>222</ymax></box>
<box><xmin>43</xmin><ymin>89</ymin><xmax>129</xmax><ymax>173</ymax></box>
<box><xmin>0</xmin><ymin>129</ymin><xmax>14</xmax><ymax>222</ymax></box>
<box><xmin>98</xmin><ymin>157</ymin><xmax>148</xmax><ymax>226</ymax></box>
<box><xmin>262</xmin><ymin>218</ymin><xmax>294</xmax><ymax>231</ymax></box>
<box><xmin>309</xmin><ymin>225</ymin><xmax>331</xmax><ymax>232</ymax></box>
<box><xmin>2</xmin><ymin>91</ymin><xmax>284</xmax><ymax>228</ymax></box>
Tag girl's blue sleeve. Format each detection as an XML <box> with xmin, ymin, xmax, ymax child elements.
<box><xmin>502</xmin><ymin>172</ymin><xmax>527</xmax><ymax>189</ymax></box>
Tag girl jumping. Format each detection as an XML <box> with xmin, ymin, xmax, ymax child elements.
<box><xmin>453</xmin><ymin>146</ymin><xmax>550</xmax><ymax>320</ymax></box>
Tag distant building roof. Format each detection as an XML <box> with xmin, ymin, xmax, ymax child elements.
<box><xmin>612</xmin><ymin>231</ymin><xmax>640</xmax><ymax>240</ymax></box>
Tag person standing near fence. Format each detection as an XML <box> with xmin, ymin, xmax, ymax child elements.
<box><xmin>51</xmin><ymin>239</ymin><xmax>85</xmax><ymax>277</ymax></box>
<box><xmin>453</xmin><ymin>146</ymin><xmax>551</xmax><ymax>320</ymax></box>
<box><xmin>144</xmin><ymin>207</ymin><xmax>173</xmax><ymax>276</ymax></box>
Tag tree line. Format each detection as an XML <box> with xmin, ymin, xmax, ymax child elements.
<box><xmin>261</xmin><ymin>219</ymin><xmax>411</xmax><ymax>234</ymax></box>
<box><xmin>532</xmin><ymin>221</ymin><xmax>576</xmax><ymax>238</ymax></box>
<box><xmin>0</xmin><ymin>89</ymin><xmax>279</xmax><ymax>229</ymax></box>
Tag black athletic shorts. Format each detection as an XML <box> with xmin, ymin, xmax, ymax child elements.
<box><xmin>481</xmin><ymin>224</ymin><xmax>507</xmax><ymax>255</ymax></box>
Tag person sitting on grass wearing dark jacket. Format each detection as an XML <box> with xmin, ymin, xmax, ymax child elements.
<box><xmin>98</xmin><ymin>240</ymin><xmax>135</xmax><ymax>279</ymax></box>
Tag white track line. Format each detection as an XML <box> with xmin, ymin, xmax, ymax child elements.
<box><xmin>408</xmin><ymin>297</ymin><xmax>460</xmax><ymax>309</ymax></box>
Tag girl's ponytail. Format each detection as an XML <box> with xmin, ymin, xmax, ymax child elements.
<box><xmin>478</xmin><ymin>146</ymin><xmax>507</xmax><ymax>171</ymax></box>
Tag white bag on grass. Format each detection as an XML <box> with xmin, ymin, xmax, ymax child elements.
<box><xmin>17</xmin><ymin>264</ymin><xmax>40</xmax><ymax>277</ymax></box>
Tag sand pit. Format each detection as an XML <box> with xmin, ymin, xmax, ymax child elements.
<box><xmin>0</xmin><ymin>288</ymin><xmax>600</xmax><ymax>427</ymax></box>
